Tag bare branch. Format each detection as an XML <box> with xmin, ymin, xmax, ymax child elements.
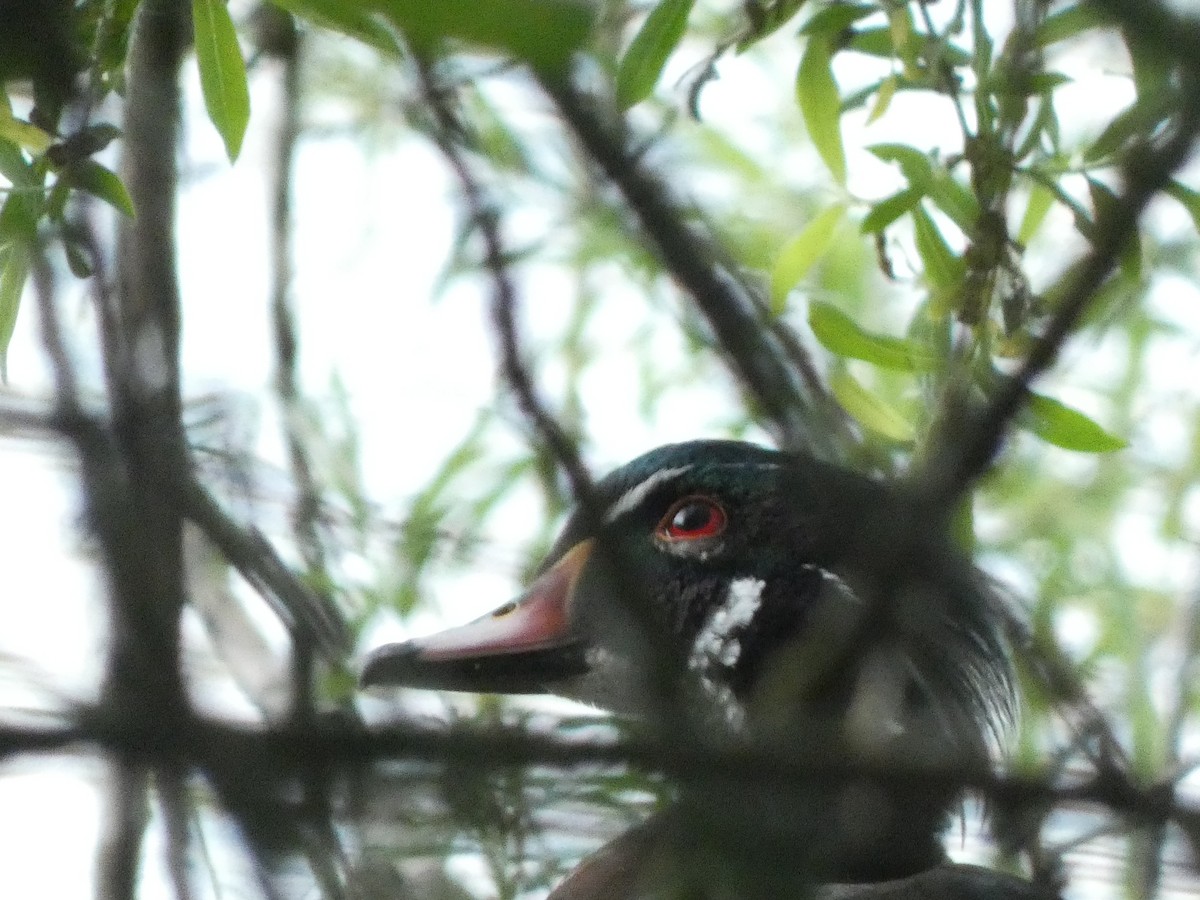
<box><xmin>96</xmin><ymin>762</ymin><xmax>150</xmax><ymax>900</ymax></box>
<box><xmin>537</xmin><ymin>74</ymin><xmax>853</xmax><ymax>460</ymax></box>
<box><xmin>178</xmin><ymin>475</ymin><xmax>350</xmax><ymax>660</ymax></box>
<box><xmin>265</xmin><ymin>13</ymin><xmax>330</xmax><ymax>589</ymax></box>
<box><xmin>158</xmin><ymin>768</ymin><xmax>196</xmax><ymax>900</ymax></box>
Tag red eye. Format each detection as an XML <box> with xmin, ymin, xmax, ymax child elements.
<box><xmin>657</xmin><ymin>497</ymin><xmax>726</xmax><ymax>541</ymax></box>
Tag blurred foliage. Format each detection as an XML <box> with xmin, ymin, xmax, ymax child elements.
<box><xmin>5</xmin><ymin>0</ymin><xmax>1200</xmax><ymax>897</ymax></box>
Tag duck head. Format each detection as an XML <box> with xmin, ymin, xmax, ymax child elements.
<box><xmin>361</xmin><ymin>440</ymin><xmax>1012</xmax><ymax>757</ymax></box>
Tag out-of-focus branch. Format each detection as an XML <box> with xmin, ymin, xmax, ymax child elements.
<box><xmin>97</xmin><ymin>763</ymin><xmax>151</xmax><ymax>900</ymax></box>
<box><xmin>1</xmin><ymin>714</ymin><xmax>1196</xmax><ymax>850</ymax></box>
<box><xmin>178</xmin><ymin>475</ymin><xmax>350</xmax><ymax>659</ymax></box>
<box><xmin>411</xmin><ymin>57</ymin><xmax>594</xmax><ymax>502</ymax></box>
<box><xmin>264</xmin><ymin>10</ymin><xmax>330</xmax><ymax>596</ymax></box>
<box><xmin>536</xmin><ymin>75</ymin><xmax>853</xmax><ymax>461</ymax></box>
<box><xmin>158</xmin><ymin>769</ymin><xmax>196</xmax><ymax>900</ymax></box>
<box><xmin>91</xmin><ymin>0</ymin><xmax>191</xmax><ymax>895</ymax></box>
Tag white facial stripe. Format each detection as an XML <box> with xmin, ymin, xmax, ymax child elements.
<box><xmin>802</xmin><ymin>565</ymin><xmax>861</xmax><ymax>603</ymax></box>
<box><xmin>604</xmin><ymin>465</ymin><xmax>693</xmax><ymax>523</ymax></box>
<box><xmin>689</xmin><ymin>576</ymin><xmax>766</xmax><ymax>672</ymax></box>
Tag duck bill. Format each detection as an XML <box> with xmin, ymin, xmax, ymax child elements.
<box><xmin>359</xmin><ymin>539</ymin><xmax>593</xmax><ymax>694</ymax></box>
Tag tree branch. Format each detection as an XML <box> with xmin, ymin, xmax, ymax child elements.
<box><xmin>537</xmin><ymin>74</ymin><xmax>853</xmax><ymax>460</ymax></box>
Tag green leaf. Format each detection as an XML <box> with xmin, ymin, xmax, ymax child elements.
<box><xmin>860</xmin><ymin>186</ymin><xmax>922</xmax><ymax>234</ymax></box>
<box><xmin>796</xmin><ymin>34</ymin><xmax>845</xmax><ymax>186</ymax></box>
<box><xmin>866</xmin><ymin>73</ymin><xmax>897</xmax><ymax>123</ymax></box>
<box><xmin>1084</xmin><ymin>97</ymin><xmax>1170</xmax><ymax>165</ymax></box>
<box><xmin>0</xmin><ymin>244</ymin><xmax>28</xmax><ymax>382</ymax></box>
<box><xmin>926</xmin><ymin>167</ymin><xmax>979</xmax><ymax>232</ymax></box>
<box><xmin>368</xmin><ymin>0</ymin><xmax>592</xmax><ymax>73</ymax></box>
<box><xmin>269</xmin><ymin>0</ymin><xmax>401</xmax><ymax>54</ymax></box>
<box><xmin>616</xmin><ymin>0</ymin><xmax>695</xmax><ymax>109</ymax></box>
<box><xmin>0</xmin><ymin>105</ymin><xmax>51</xmax><ymax>155</ymax></box>
<box><xmin>0</xmin><ymin>139</ymin><xmax>34</xmax><ymax>187</ymax></box>
<box><xmin>1025</xmin><ymin>393</ymin><xmax>1126</xmax><ymax>453</ymax></box>
<box><xmin>1036</xmin><ymin>4</ymin><xmax>1106</xmax><ymax>46</ymax></box>
<box><xmin>867</xmin><ymin>143</ymin><xmax>931</xmax><ymax>189</ymax></box>
<box><xmin>192</xmin><ymin>0</ymin><xmax>251</xmax><ymax>161</ymax></box>
<box><xmin>1086</xmin><ymin>176</ymin><xmax>1141</xmax><ymax>278</ymax></box>
<box><xmin>736</xmin><ymin>0</ymin><xmax>809</xmax><ymax>51</ymax></box>
<box><xmin>799</xmin><ymin>3</ymin><xmax>872</xmax><ymax>35</ymax></box>
<box><xmin>808</xmin><ymin>300</ymin><xmax>936</xmax><ymax>371</ymax></box>
<box><xmin>769</xmin><ymin>204</ymin><xmax>845</xmax><ymax>312</ymax></box>
<box><xmin>845</xmin><ymin>26</ymin><xmax>971</xmax><ymax>65</ymax></box>
<box><xmin>1165</xmin><ymin>179</ymin><xmax>1200</xmax><ymax>233</ymax></box>
<box><xmin>1026</xmin><ymin>72</ymin><xmax>1071</xmax><ymax>93</ymax></box>
<box><xmin>911</xmin><ymin>204</ymin><xmax>964</xmax><ymax>290</ymax></box>
<box><xmin>831</xmin><ymin>370</ymin><xmax>915</xmax><ymax>442</ymax></box>
<box><xmin>67</xmin><ymin>160</ymin><xmax>135</xmax><ymax>217</ymax></box>
<box><xmin>1017</xmin><ymin>181</ymin><xmax>1055</xmax><ymax>245</ymax></box>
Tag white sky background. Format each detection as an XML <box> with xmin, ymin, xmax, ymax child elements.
<box><xmin>2</xmin><ymin>6</ymin><xmax>1200</xmax><ymax>898</ymax></box>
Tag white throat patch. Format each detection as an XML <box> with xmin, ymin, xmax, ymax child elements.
<box><xmin>688</xmin><ymin>576</ymin><xmax>766</xmax><ymax>673</ymax></box>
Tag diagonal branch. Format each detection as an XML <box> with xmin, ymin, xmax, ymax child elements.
<box><xmin>537</xmin><ymin>74</ymin><xmax>853</xmax><ymax>460</ymax></box>
<box><xmin>177</xmin><ymin>475</ymin><xmax>350</xmax><ymax>660</ymax></box>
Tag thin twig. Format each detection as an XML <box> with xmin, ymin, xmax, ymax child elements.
<box><xmin>411</xmin><ymin>57</ymin><xmax>594</xmax><ymax>501</ymax></box>
<box><xmin>266</xmin><ymin>14</ymin><xmax>330</xmax><ymax>591</ymax></box>
<box><xmin>159</xmin><ymin>768</ymin><xmax>196</xmax><ymax>900</ymax></box>
<box><xmin>96</xmin><ymin>762</ymin><xmax>151</xmax><ymax>900</ymax></box>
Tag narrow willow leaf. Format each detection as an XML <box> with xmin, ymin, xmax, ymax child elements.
<box><xmin>860</xmin><ymin>186</ymin><xmax>922</xmax><ymax>233</ymax></box>
<box><xmin>1084</xmin><ymin>98</ymin><xmax>1168</xmax><ymax>165</ymax></box>
<box><xmin>911</xmin><ymin>204</ymin><xmax>964</xmax><ymax>289</ymax></box>
<box><xmin>0</xmin><ymin>105</ymin><xmax>51</xmax><ymax>154</ymax></box>
<box><xmin>1036</xmin><ymin>4</ymin><xmax>1106</xmax><ymax>46</ymax></box>
<box><xmin>69</xmin><ymin>160</ymin><xmax>136</xmax><ymax>218</ymax></box>
<box><xmin>735</xmin><ymin>0</ymin><xmax>809</xmax><ymax>51</ymax></box>
<box><xmin>769</xmin><ymin>204</ymin><xmax>845</xmax><ymax>312</ymax></box>
<box><xmin>867</xmin><ymin>143</ymin><xmax>931</xmax><ymax>190</ymax></box>
<box><xmin>1086</xmin><ymin>176</ymin><xmax>1141</xmax><ymax>278</ymax></box>
<box><xmin>616</xmin><ymin>0</ymin><xmax>695</xmax><ymax>109</ymax></box>
<box><xmin>1017</xmin><ymin>181</ymin><xmax>1056</xmax><ymax>244</ymax></box>
<box><xmin>370</xmin><ymin>0</ymin><xmax>592</xmax><ymax>72</ymax></box>
<box><xmin>796</xmin><ymin>34</ymin><xmax>845</xmax><ymax>186</ymax></box>
<box><xmin>799</xmin><ymin>3</ymin><xmax>872</xmax><ymax>35</ymax></box>
<box><xmin>269</xmin><ymin>0</ymin><xmax>401</xmax><ymax>54</ymax></box>
<box><xmin>846</xmin><ymin>27</ymin><xmax>971</xmax><ymax>65</ymax></box>
<box><xmin>0</xmin><ymin>244</ymin><xmax>28</xmax><ymax>382</ymax></box>
<box><xmin>831</xmin><ymin>370</ymin><xmax>915</xmax><ymax>442</ymax></box>
<box><xmin>923</xmin><ymin>166</ymin><xmax>979</xmax><ymax>233</ymax></box>
<box><xmin>0</xmin><ymin>139</ymin><xmax>33</xmax><ymax>186</ymax></box>
<box><xmin>808</xmin><ymin>300</ymin><xmax>936</xmax><ymax>371</ymax></box>
<box><xmin>193</xmin><ymin>0</ymin><xmax>251</xmax><ymax>161</ymax></box>
<box><xmin>1165</xmin><ymin>180</ymin><xmax>1200</xmax><ymax>233</ymax></box>
<box><xmin>866</xmin><ymin>74</ymin><xmax>897</xmax><ymax>123</ymax></box>
<box><xmin>1025</xmin><ymin>393</ymin><xmax>1126</xmax><ymax>452</ymax></box>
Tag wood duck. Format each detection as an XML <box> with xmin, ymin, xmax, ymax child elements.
<box><xmin>361</xmin><ymin>440</ymin><xmax>1054</xmax><ymax>900</ymax></box>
